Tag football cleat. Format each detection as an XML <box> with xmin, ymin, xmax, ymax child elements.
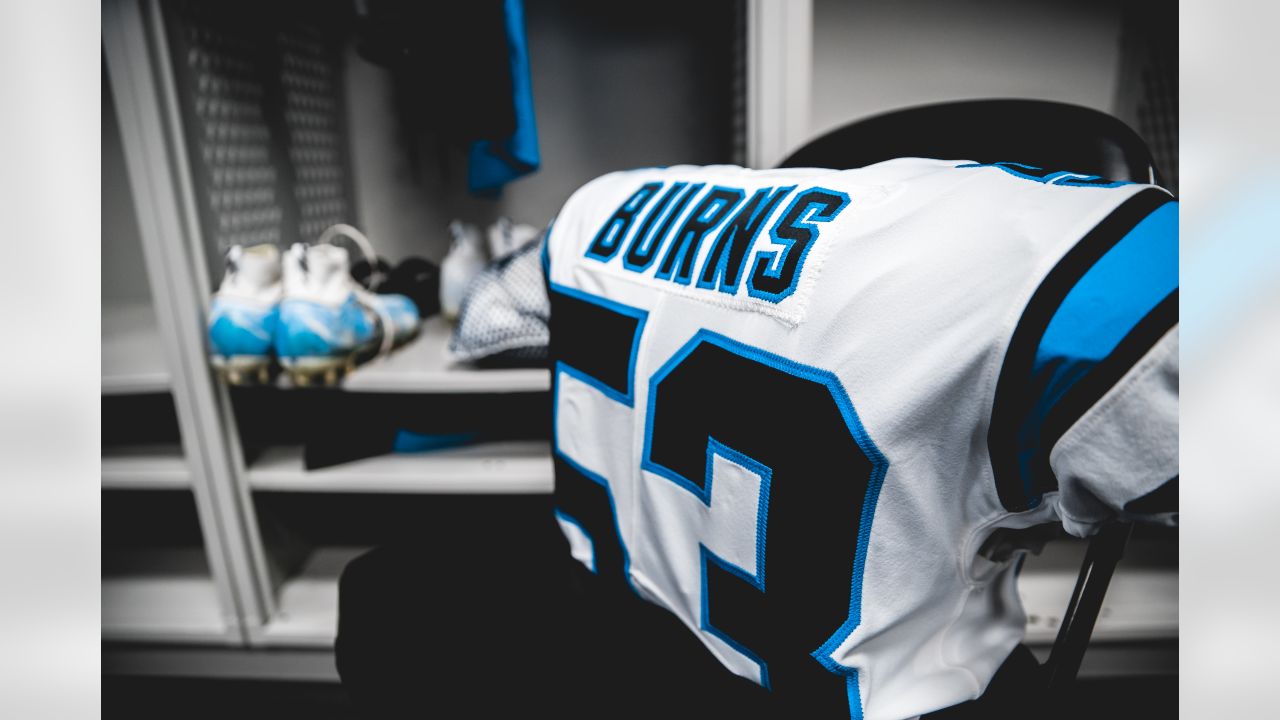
<box><xmin>208</xmin><ymin>244</ymin><xmax>282</xmax><ymax>385</ymax></box>
<box><xmin>276</xmin><ymin>241</ymin><xmax>420</xmax><ymax>387</ymax></box>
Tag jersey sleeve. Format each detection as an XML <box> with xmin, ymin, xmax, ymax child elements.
<box><xmin>987</xmin><ymin>189</ymin><xmax>1178</xmax><ymax>533</ymax></box>
<box><xmin>1049</xmin><ymin>327</ymin><xmax>1177</xmax><ymax>536</ymax></box>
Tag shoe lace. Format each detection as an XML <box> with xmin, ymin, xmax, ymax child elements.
<box><xmin>318</xmin><ymin>223</ymin><xmax>382</xmax><ymax>284</ymax></box>
<box><xmin>318</xmin><ymin>224</ymin><xmax>397</xmax><ymax>359</ymax></box>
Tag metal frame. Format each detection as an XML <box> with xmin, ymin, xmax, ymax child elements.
<box><xmin>143</xmin><ymin>0</ymin><xmax>283</xmax><ymax>639</ymax></box>
<box><xmin>104</xmin><ymin>645</ymin><xmax>340</xmax><ymax>683</ymax></box>
<box><xmin>746</xmin><ymin>0</ymin><xmax>813</xmax><ymax>169</ymax></box>
<box><xmin>105</xmin><ymin>0</ymin><xmax>357</xmax><ymax>646</ymax></box>
<box><xmin>102</xmin><ymin>0</ymin><xmax>271</xmax><ymax>642</ymax></box>
<box><xmin>1044</xmin><ymin>522</ymin><xmax>1135</xmax><ymax>694</ymax></box>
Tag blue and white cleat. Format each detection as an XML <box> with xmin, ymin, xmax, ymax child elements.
<box><xmin>208</xmin><ymin>244</ymin><xmax>282</xmax><ymax>385</ymax></box>
<box><xmin>276</xmin><ymin>242</ymin><xmax>420</xmax><ymax>387</ymax></box>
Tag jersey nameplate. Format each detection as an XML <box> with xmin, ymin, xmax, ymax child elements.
<box><xmin>582</xmin><ymin>180</ymin><xmax>851</xmax><ymax>322</ymax></box>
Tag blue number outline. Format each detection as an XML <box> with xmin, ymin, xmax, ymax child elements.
<box><xmin>550</xmin><ymin>273</ymin><xmax>890</xmax><ymax>716</ymax></box>
<box><xmin>641</xmin><ymin>328</ymin><xmax>889</xmax><ymax>718</ymax></box>
<box><xmin>550</xmin><ymin>281</ymin><xmax>648</xmax><ymax>592</ymax></box>
<box><xmin>698</xmin><ymin>438</ymin><xmax>774</xmax><ymax>689</ymax></box>
<box><xmin>550</xmin><ymin>282</ymin><xmax>648</xmax><ymax>407</ymax></box>
<box><xmin>655</xmin><ymin>185</ymin><xmax>744</xmax><ymax>285</ymax></box>
<box><xmin>746</xmin><ymin>187</ymin><xmax>851</xmax><ymax>303</ymax></box>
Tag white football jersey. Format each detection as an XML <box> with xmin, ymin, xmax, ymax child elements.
<box><xmin>544</xmin><ymin>159</ymin><xmax>1178</xmax><ymax>720</ymax></box>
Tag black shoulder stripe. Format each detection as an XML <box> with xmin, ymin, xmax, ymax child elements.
<box><xmin>988</xmin><ymin>188</ymin><xmax>1172</xmax><ymax>512</ymax></box>
<box><xmin>1124</xmin><ymin>475</ymin><xmax>1178</xmax><ymax>515</ymax></box>
<box><xmin>1033</xmin><ymin>290</ymin><xmax>1178</xmax><ymax>496</ymax></box>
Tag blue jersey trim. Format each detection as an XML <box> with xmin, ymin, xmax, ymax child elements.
<box><xmin>956</xmin><ymin>161</ymin><xmax>1134</xmax><ymax>189</ymax></box>
<box><xmin>697</xmin><ymin>438</ymin><xmax>774</xmax><ymax>688</ymax></box>
<box><xmin>553</xmin><ymin>508</ymin><xmax>597</xmax><ymax>574</ymax></box>
<box><xmin>1014</xmin><ymin>201</ymin><xmax>1178</xmax><ymax>500</ymax></box>
<box><xmin>846</xmin><ymin>674</ymin><xmax>863</xmax><ymax>720</ymax></box>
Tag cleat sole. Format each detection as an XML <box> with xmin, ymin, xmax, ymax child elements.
<box><xmin>280</xmin><ymin>354</ymin><xmax>354</xmax><ymax>388</ymax></box>
<box><xmin>273</xmin><ymin>327</ymin><xmax>422</xmax><ymax>388</ymax></box>
<box><xmin>211</xmin><ymin>355</ymin><xmax>275</xmax><ymax>386</ymax></box>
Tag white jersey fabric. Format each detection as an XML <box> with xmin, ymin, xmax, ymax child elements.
<box><xmin>544</xmin><ymin>159</ymin><xmax>1178</xmax><ymax>720</ymax></box>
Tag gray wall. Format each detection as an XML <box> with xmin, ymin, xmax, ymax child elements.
<box><xmin>345</xmin><ymin>0</ymin><xmax>735</xmax><ymax>264</ymax></box>
<box><xmin>344</xmin><ymin>48</ymin><xmax>496</xmax><ymax>265</ymax></box>
<box><xmin>809</xmin><ymin>0</ymin><xmax>1123</xmax><ymax>140</ymax></box>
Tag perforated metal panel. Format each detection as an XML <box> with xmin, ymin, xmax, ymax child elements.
<box><xmin>730</xmin><ymin>1</ymin><xmax>748</xmax><ymax>167</ymax></box>
<box><xmin>1135</xmin><ymin>51</ymin><xmax>1177</xmax><ymax>194</ymax></box>
<box><xmin>1115</xmin><ymin>5</ymin><xmax>1177</xmax><ymax>193</ymax></box>
<box><xmin>171</xmin><ymin>10</ymin><xmax>287</xmax><ymax>253</ymax></box>
<box><xmin>278</xmin><ymin>27</ymin><xmax>351</xmax><ymax>244</ymax></box>
<box><xmin>162</xmin><ymin>1</ymin><xmax>354</xmax><ymax>273</ymax></box>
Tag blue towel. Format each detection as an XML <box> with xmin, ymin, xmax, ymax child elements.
<box><xmin>392</xmin><ymin>430</ymin><xmax>481</xmax><ymax>454</ymax></box>
<box><xmin>468</xmin><ymin>0</ymin><xmax>540</xmax><ymax>196</ymax></box>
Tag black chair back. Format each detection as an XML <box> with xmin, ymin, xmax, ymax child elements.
<box><xmin>779</xmin><ymin>99</ymin><xmax>1160</xmax><ymax>186</ymax></box>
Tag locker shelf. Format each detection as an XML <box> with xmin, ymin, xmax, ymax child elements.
<box><xmin>102</xmin><ymin>302</ymin><xmax>171</xmax><ymax>395</ymax></box>
<box><xmin>339</xmin><ymin>316</ymin><xmax>549</xmax><ymax>394</ymax></box>
<box><xmin>257</xmin><ymin>546</ymin><xmax>365</xmax><ymax>647</ymax></box>
<box><xmin>1018</xmin><ymin>536</ymin><xmax>1178</xmax><ymax>643</ymax></box>
<box><xmin>245</xmin><ymin>441</ymin><xmax>553</xmax><ymax>494</ymax></box>
<box><xmin>102</xmin><ymin>548</ymin><xmax>232</xmax><ymax>643</ymax></box>
<box><xmin>103</xmin><ymin>645</ymin><xmax>340</xmax><ymax>682</ymax></box>
<box><xmin>1019</xmin><ymin>567</ymin><xmax>1178</xmax><ymax>643</ymax></box>
<box><xmin>102</xmin><ymin>444</ymin><xmax>191</xmax><ymax>490</ymax></box>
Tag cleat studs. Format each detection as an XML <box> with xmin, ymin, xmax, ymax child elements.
<box><xmin>227</xmin><ymin>370</ymin><xmax>242</xmax><ymax>385</ymax></box>
<box><xmin>324</xmin><ymin>368</ymin><xmax>338</xmax><ymax>386</ymax></box>
<box><xmin>257</xmin><ymin>367</ymin><xmax>270</xmax><ymax>384</ymax></box>
<box><xmin>295</xmin><ymin>373</ymin><xmax>310</xmax><ymax>387</ymax></box>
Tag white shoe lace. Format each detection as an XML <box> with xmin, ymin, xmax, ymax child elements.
<box><xmin>317</xmin><ymin>223</ymin><xmax>397</xmax><ymax>359</ymax></box>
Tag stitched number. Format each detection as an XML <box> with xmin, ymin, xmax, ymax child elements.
<box><xmin>550</xmin><ymin>284</ymin><xmax>887</xmax><ymax>717</ymax></box>
<box><xmin>549</xmin><ymin>284</ymin><xmax>646</xmax><ymax>592</ymax></box>
<box><xmin>644</xmin><ymin>331</ymin><xmax>887</xmax><ymax>715</ymax></box>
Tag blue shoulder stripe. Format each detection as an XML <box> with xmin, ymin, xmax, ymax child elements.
<box><xmin>1030</xmin><ymin>201</ymin><xmax>1177</xmax><ymax>421</ymax></box>
<box><xmin>989</xmin><ymin>189</ymin><xmax>1177</xmax><ymax>511</ymax></box>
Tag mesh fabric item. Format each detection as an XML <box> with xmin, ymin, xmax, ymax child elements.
<box><xmin>448</xmin><ymin>235</ymin><xmax>548</xmax><ymax>364</ymax></box>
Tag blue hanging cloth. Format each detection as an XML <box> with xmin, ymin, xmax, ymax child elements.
<box><xmin>468</xmin><ymin>0</ymin><xmax>540</xmax><ymax>196</ymax></box>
